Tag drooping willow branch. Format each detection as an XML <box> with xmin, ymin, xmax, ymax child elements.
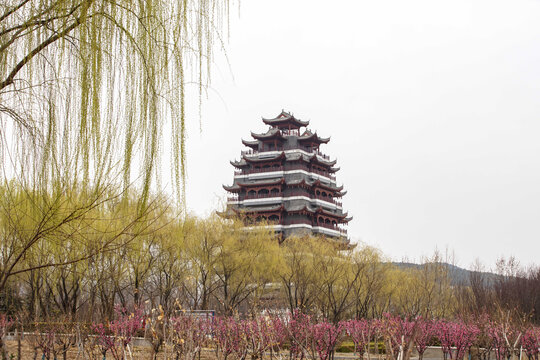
<box><xmin>0</xmin><ymin>0</ymin><xmax>231</xmax><ymax>203</ymax></box>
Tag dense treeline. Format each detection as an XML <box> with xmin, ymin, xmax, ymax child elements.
<box><xmin>458</xmin><ymin>258</ymin><xmax>540</xmax><ymax>324</ymax></box>
<box><xmin>1</xmin><ymin>186</ymin><xmax>538</xmax><ymax>327</ymax></box>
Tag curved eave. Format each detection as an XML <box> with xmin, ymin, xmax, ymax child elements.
<box><xmin>298</xmin><ymin>131</ymin><xmax>331</xmax><ymax>144</ymax></box>
<box><xmin>289</xmin><ymin>177</ymin><xmax>342</xmax><ymax>191</ymax></box>
<box><xmin>250</xmin><ymin>129</ymin><xmax>286</xmax><ymax>141</ymax></box>
<box><xmin>310</xmin><ymin>155</ymin><xmax>337</xmax><ymax>166</ymax></box>
<box><xmin>262</xmin><ymin>111</ymin><xmax>292</xmax><ymax>122</ymax></box>
<box><xmin>318</xmin><ymin>208</ymin><xmax>349</xmax><ymax>220</ymax></box>
<box><xmin>216</xmin><ymin>210</ymin><xmax>229</xmax><ymax>218</ymax></box>
<box><xmin>230</xmin><ymin>160</ymin><xmax>249</xmax><ymax>168</ymax></box>
<box><xmin>262</xmin><ymin>118</ymin><xmax>309</xmax><ymax>128</ymax></box>
<box><xmin>329</xmin><ymin>166</ymin><xmax>340</xmax><ymax>173</ymax></box>
<box><xmin>242</xmin><ymin>139</ymin><xmax>259</xmax><ymax>149</ymax></box>
<box><xmin>285</xmin><ymin>153</ymin><xmax>303</xmax><ymax>162</ymax></box>
<box><xmin>243</xmin><ymin>152</ymin><xmax>285</xmax><ymax>163</ymax></box>
<box><xmin>343</xmin><ymin>216</ymin><xmax>353</xmax><ymax>222</ymax></box>
<box><xmin>313</xmin><ymin>180</ymin><xmax>344</xmax><ymax>192</ymax></box>
<box><xmin>233</xmin><ymin>205</ymin><xmax>284</xmax><ymax>214</ymax></box>
<box><xmin>216</xmin><ymin>208</ymin><xmax>237</xmax><ymax>218</ymax></box>
<box><xmin>223</xmin><ymin>184</ymin><xmax>241</xmax><ymax>192</ymax></box>
<box><xmin>237</xmin><ymin>178</ymin><xmax>284</xmax><ymax>187</ymax></box>
<box><xmin>262</xmin><ymin>111</ymin><xmax>310</xmax><ymax>128</ymax></box>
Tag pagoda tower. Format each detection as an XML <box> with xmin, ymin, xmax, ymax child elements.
<box><xmin>223</xmin><ymin>110</ymin><xmax>352</xmax><ymax>245</ymax></box>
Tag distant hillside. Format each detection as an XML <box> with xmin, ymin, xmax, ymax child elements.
<box><xmin>393</xmin><ymin>262</ymin><xmax>500</xmax><ymax>286</ymax></box>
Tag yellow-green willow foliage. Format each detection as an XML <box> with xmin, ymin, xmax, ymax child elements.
<box><xmin>0</xmin><ymin>180</ymin><xmax>169</xmax><ymax>295</ymax></box>
<box><xmin>0</xmin><ymin>0</ymin><xmax>231</xmax><ymax>290</ymax></box>
<box><xmin>0</xmin><ymin>0</ymin><xmax>231</xmax><ymax>202</ymax></box>
<box><xmin>183</xmin><ymin>215</ymin><xmax>282</xmax><ymax>315</ymax></box>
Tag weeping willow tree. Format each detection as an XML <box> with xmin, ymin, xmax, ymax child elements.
<box><xmin>0</xmin><ymin>0</ymin><xmax>232</xmax><ymax>294</ymax></box>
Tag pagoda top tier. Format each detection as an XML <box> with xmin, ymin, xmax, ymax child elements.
<box><xmin>262</xmin><ymin>110</ymin><xmax>309</xmax><ymax>129</ymax></box>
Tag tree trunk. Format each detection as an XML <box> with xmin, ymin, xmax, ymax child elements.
<box><xmin>16</xmin><ymin>322</ymin><xmax>22</xmax><ymax>360</ymax></box>
<box><xmin>0</xmin><ymin>336</ymin><xmax>8</xmax><ymax>360</ymax></box>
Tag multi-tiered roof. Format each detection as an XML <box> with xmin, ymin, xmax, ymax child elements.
<box><xmin>223</xmin><ymin>111</ymin><xmax>352</xmax><ymax>245</ymax></box>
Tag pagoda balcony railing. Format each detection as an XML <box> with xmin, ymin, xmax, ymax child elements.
<box><xmin>241</xmin><ymin>146</ymin><xmax>331</xmax><ymax>160</ymax></box>
<box><xmin>230</xmin><ymin>192</ymin><xmax>342</xmax><ymax>207</ymax></box>
<box><xmin>234</xmin><ymin>166</ymin><xmax>335</xmax><ymax>180</ymax></box>
<box><xmin>284</xmin><ymin>192</ymin><xmax>342</xmax><ymax>207</ymax></box>
<box><xmin>313</xmin><ymin>195</ymin><xmax>342</xmax><ymax>207</ymax></box>
<box><xmin>243</xmin><ymin>193</ymin><xmax>281</xmax><ymax>200</ymax></box>
<box><xmin>234</xmin><ymin>195</ymin><xmax>307</xmax><ymax>202</ymax></box>
<box><xmin>284</xmin><ymin>165</ymin><xmax>336</xmax><ymax>180</ymax></box>
<box><xmin>236</xmin><ymin>166</ymin><xmax>284</xmax><ymax>174</ymax></box>
<box><xmin>304</xmin><ymin>167</ymin><xmax>336</xmax><ymax>179</ymax></box>
<box><xmin>284</xmin><ymin>164</ymin><xmax>336</xmax><ymax>180</ymax></box>
<box><xmin>281</xmin><ymin>129</ymin><xmax>300</xmax><ymax>136</ymax></box>
<box><xmin>312</xmin><ymin>149</ymin><xmax>330</xmax><ymax>160</ymax></box>
<box><xmin>315</xmin><ymin>223</ymin><xmax>348</xmax><ymax>235</ymax></box>
<box><xmin>283</xmin><ymin>219</ymin><xmax>347</xmax><ymax>235</ymax></box>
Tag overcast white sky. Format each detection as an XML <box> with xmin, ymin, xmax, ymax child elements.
<box><xmin>181</xmin><ymin>0</ymin><xmax>540</xmax><ymax>269</ymax></box>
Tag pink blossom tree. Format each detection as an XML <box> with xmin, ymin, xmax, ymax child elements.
<box><xmin>286</xmin><ymin>310</ymin><xmax>313</xmax><ymax>360</ymax></box>
<box><xmin>268</xmin><ymin>316</ymin><xmax>288</xmax><ymax>359</ymax></box>
<box><xmin>171</xmin><ymin>313</ymin><xmax>211</xmax><ymax>360</ymax></box>
<box><xmin>92</xmin><ymin>306</ymin><xmax>144</xmax><ymax>360</ymax></box>
<box><xmin>370</xmin><ymin>318</ymin><xmax>384</xmax><ymax>360</ymax></box>
<box><xmin>92</xmin><ymin>323</ymin><xmax>117</xmax><ymax>360</ymax></box>
<box><xmin>212</xmin><ymin>317</ymin><xmax>240</xmax><ymax>360</ymax></box>
<box><xmin>244</xmin><ymin>318</ymin><xmax>276</xmax><ymax>360</ymax></box>
<box><xmin>170</xmin><ymin>314</ymin><xmax>210</xmax><ymax>360</ymax></box>
<box><xmin>53</xmin><ymin>320</ymin><xmax>77</xmax><ymax>360</ymax></box>
<box><xmin>109</xmin><ymin>307</ymin><xmax>144</xmax><ymax>359</ymax></box>
<box><xmin>229</xmin><ymin>320</ymin><xmax>250</xmax><ymax>360</ymax></box>
<box><xmin>435</xmin><ymin>320</ymin><xmax>480</xmax><ymax>360</ymax></box>
<box><xmin>380</xmin><ymin>314</ymin><xmax>416</xmax><ymax>360</ymax></box>
<box><xmin>414</xmin><ymin>318</ymin><xmax>435</xmax><ymax>360</ymax></box>
<box><xmin>35</xmin><ymin>322</ymin><xmax>61</xmax><ymax>360</ymax></box>
<box><xmin>471</xmin><ymin>314</ymin><xmax>494</xmax><ymax>360</ymax></box>
<box><xmin>311</xmin><ymin>321</ymin><xmax>343</xmax><ymax>360</ymax></box>
<box><xmin>522</xmin><ymin>327</ymin><xmax>540</xmax><ymax>360</ymax></box>
<box><xmin>344</xmin><ymin>319</ymin><xmax>375</xmax><ymax>360</ymax></box>
<box><xmin>0</xmin><ymin>314</ymin><xmax>13</xmax><ymax>360</ymax></box>
<box><xmin>488</xmin><ymin>320</ymin><xmax>522</xmax><ymax>360</ymax></box>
